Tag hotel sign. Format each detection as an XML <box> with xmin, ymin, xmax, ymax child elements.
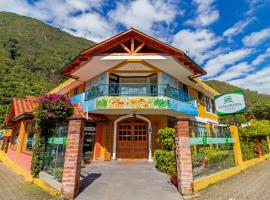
<box><xmin>214</xmin><ymin>91</ymin><xmax>247</xmax><ymax>116</ymax></box>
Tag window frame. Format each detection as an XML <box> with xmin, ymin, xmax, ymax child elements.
<box><xmin>22</xmin><ymin>120</ymin><xmax>35</xmax><ymax>154</ymax></box>
<box><xmin>10</xmin><ymin>123</ymin><xmax>20</xmax><ymax>150</ymax></box>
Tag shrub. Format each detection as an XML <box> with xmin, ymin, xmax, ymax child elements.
<box><xmin>155</xmin><ymin>150</ymin><xmax>177</xmax><ymax>177</ymax></box>
<box><xmin>155</xmin><ymin>127</ymin><xmax>177</xmax><ymax>178</ymax></box>
<box><xmin>156</xmin><ymin>128</ymin><xmax>176</xmax><ymax>151</ymax></box>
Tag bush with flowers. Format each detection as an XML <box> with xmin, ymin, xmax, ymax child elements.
<box><xmin>31</xmin><ymin>93</ymin><xmax>73</xmax><ymax>177</ymax></box>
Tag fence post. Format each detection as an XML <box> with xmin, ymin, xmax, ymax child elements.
<box><xmin>175</xmin><ymin>119</ymin><xmax>193</xmax><ymax>195</ymax></box>
<box><xmin>230</xmin><ymin>125</ymin><xmax>244</xmax><ymax>169</ymax></box>
<box><xmin>267</xmin><ymin>136</ymin><xmax>270</xmax><ymax>153</ymax></box>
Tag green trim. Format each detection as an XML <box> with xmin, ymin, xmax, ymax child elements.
<box><xmin>190</xmin><ymin>137</ymin><xmax>235</xmax><ymax>145</ymax></box>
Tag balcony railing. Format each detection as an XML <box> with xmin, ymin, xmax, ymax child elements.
<box><xmin>84</xmin><ymin>83</ymin><xmax>195</xmax><ymax>105</ymax></box>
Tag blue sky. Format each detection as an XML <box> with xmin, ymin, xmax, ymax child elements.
<box><xmin>1</xmin><ymin>0</ymin><xmax>270</xmax><ymax>94</ymax></box>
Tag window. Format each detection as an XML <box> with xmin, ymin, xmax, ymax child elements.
<box><xmin>211</xmin><ymin>99</ymin><xmax>216</xmax><ymax>113</ymax></box>
<box><xmin>198</xmin><ymin>92</ymin><xmax>204</xmax><ymax>101</ymax></box>
<box><xmin>205</xmin><ymin>96</ymin><xmax>211</xmax><ymax>112</ymax></box>
<box><xmin>11</xmin><ymin>124</ymin><xmax>20</xmax><ymax>150</ymax></box>
<box><xmin>74</xmin><ymin>87</ymin><xmax>79</xmax><ymax>95</ymax></box>
<box><xmin>23</xmin><ymin>121</ymin><xmax>35</xmax><ymax>152</ymax></box>
<box><xmin>178</xmin><ymin>81</ymin><xmax>189</xmax><ymax>94</ymax></box>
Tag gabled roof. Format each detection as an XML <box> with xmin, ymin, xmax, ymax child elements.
<box><xmin>60</xmin><ymin>28</ymin><xmax>206</xmax><ymax>78</ymax></box>
<box><xmin>4</xmin><ymin>96</ymin><xmax>39</xmax><ymax>127</ymax></box>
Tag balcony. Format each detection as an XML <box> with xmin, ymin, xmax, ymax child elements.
<box><xmin>71</xmin><ymin>83</ymin><xmax>198</xmax><ymax>116</ymax></box>
<box><xmin>85</xmin><ymin>83</ymin><xmax>195</xmax><ymax>104</ymax></box>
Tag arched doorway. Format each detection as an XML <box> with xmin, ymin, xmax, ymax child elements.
<box><xmin>113</xmin><ymin>114</ymin><xmax>152</xmax><ymax>161</ymax></box>
<box><xmin>117</xmin><ymin>118</ymin><xmax>148</xmax><ymax>159</ymax></box>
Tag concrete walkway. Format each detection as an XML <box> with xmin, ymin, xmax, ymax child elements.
<box><xmin>190</xmin><ymin>159</ymin><xmax>270</xmax><ymax>200</ymax></box>
<box><xmin>77</xmin><ymin>160</ymin><xmax>182</xmax><ymax>200</ymax></box>
<box><xmin>0</xmin><ymin>161</ymin><xmax>56</xmax><ymax>200</ymax></box>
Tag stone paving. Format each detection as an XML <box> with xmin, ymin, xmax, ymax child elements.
<box><xmin>190</xmin><ymin>159</ymin><xmax>270</xmax><ymax>200</ymax></box>
<box><xmin>77</xmin><ymin>160</ymin><xmax>182</xmax><ymax>200</ymax></box>
<box><xmin>0</xmin><ymin>161</ymin><xmax>56</xmax><ymax>200</ymax></box>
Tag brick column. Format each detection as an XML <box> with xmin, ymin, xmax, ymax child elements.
<box><xmin>61</xmin><ymin>118</ymin><xmax>85</xmax><ymax>199</ymax></box>
<box><xmin>175</xmin><ymin>119</ymin><xmax>193</xmax><ymax>195</ymax></box>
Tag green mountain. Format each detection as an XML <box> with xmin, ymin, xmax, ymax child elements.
<box><xmin>0</xmin><ymin>12</ymin><xmax>95</xmax><ymax>123</ymax></box>
<box><xmin>205</xmin><ymin>80</ymin><xmax>270</xmax><ymax>106</ymax></box>
<box><xmin>1</xmin><ymin>12</ymin><xmax>269</xmax><ymax>124</ymax></box>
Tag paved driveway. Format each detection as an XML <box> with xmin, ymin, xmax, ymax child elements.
<box><xmin>190</xmin><ymin>159</ymin><xmax>270</xmax><ymax>200</ymax></box>
<box><xmin>77</xmin><ymin>160</ymin><xmax>182</xmax><ymax>200</ymax></box>
<box><xmin>0</xmin><ymin>161</ymin><xmax>55</xmax><ymax>200</ymax></box>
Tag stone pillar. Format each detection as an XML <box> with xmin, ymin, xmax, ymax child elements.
<box><xmin>175</xmin><ymin>119</ymin><xmax>193</xmax><ymax>195</ymax></box>
<box><xmin>61</xmin><ymin>118</ymin><xmax>85</xmax><ymax>199</ymax></box>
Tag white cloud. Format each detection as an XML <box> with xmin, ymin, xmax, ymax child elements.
<box><xmin>213</xmin><ymin>62</ymin><xmax>253</xmax><ymax>82</ymax></box>
<box><xmin>109</xmin><ymin>0</ymin><xmax>179</xmax><ymax>36</ymax></box>
<box><xmin>63</xmin><ymin>13</ymin><xmax>116</xmax><ymax>42</ymax></box>
<box><xmin>242</xmin><ymin>28</ymin><xmax>270</xmax><ymax>46</ymax></box>
<box><xmin>204</xmin><ymin>48</ymin><xmax>253</xmax><ymax>78</ymax></box>
<box><xmin>223</xmin><ymin>17</ymin><xmax>255</xmax><ymax>39</ymax></box>
<box><xmin>186</xmin><ymin>0</ymin><xmax>219</xmax><ymax>27</ymax></box>
<box><xmin>245</xmin><ymin>0</ymin><xmax>270</xmax><ymax>16</ymax></box>
<box><xmin>172</xmin><ymin>29</ymin><xmax>221</xmax><ymax>64</ymax></box>
<box><xmin>229</xmin><ymin>66</ymin><xmax>270</xmax><ymax>94</ymax></box>
<box><xmin>251</xmin><ymin>47</ymin><xmax>270</xmax><ymax>66</ymax></box>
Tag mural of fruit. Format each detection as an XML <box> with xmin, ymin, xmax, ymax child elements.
<box><xmin>96</xmin><ymin>98</ymin><xmax>107</xmax><ymax>109</ymax></box>
<box><xmin>129</xmin><ymin>97</ymin><xmax>149</xmax><ymax>109</ymax></box>
<box><xmin>111</xmin><ymin>98</ymin><xmax>125</xmax><ymax>108</ymax></box>
<box><xmin>154</xmin><ymin>98</ymin><xmax>169</xmax><ymax>108</ymax></box>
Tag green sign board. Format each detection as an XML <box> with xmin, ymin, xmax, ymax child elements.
<box><xmin>48</xmin><ymin>137</ymin><xmax>67</xmax><ymax>145</ymax></box>
<box><xmin>190</xmin><ymin>137</ymin><xmax>235</xmax><ymax>145</ymax></box>
<box><xmin>214</xmin><ymin>91</ymin><xmax>247</xmax><ymax>116</ymax></box>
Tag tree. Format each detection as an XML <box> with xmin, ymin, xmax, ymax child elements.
<box><xmin>252</xmin><ymin>102</ymin><xmax>270</xmax><ymax>120</ymax></box>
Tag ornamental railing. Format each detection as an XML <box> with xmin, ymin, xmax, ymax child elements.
<box><xmin>84</xmin><ymin>83</ymin><xmax>195</xmax><ymax>105</ymax></box>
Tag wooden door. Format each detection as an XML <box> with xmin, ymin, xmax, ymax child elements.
<box><xmin>117</xmin><ymin>122</ymin><xmax>148</xmax><ymax>159</ymax></box>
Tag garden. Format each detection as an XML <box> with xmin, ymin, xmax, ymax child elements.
<box><xmin>238</xmin><ymin>120</ymin><xmax>270</xmax><ymax>161</ymax></box>
<box><xmin>31</xmin><ymin>93</ymin><xmax>73</xmax><ymax>182</ymax></box>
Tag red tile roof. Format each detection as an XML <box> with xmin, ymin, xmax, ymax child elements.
<box><xmin>72</xmin><ymin>103</ymin><xmax>109</xmax><ymax>122</ymax></box>
<box><xmin>72</xmin><ymin>103</ymin><xmax>86</xmax><ymax>118</ymax></box>
<box><xmin>13</xmin><ymin>97</ymin><xmax>39</xmax><ymax>118</ymax></box>
<box><xmin>4</xmin><ymin>98</ymin><xmax>108</xmax><ymax>127</ymax></box>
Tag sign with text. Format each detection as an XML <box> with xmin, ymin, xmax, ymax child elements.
<box><xmin>214</xmin><ymin>91</ymin><xmax>247</xmax><ymax>116</ymax></box>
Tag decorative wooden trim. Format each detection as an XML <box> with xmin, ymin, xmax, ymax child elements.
<box><xmin>107</xmin><ymin>59</ymin><xmax>161</xmax><ymax>73</ymax></box>
<box><xmin>112</xmin><ymin>70</ymin><xmax>156</xmax><ymax>73</ymax></box>
<box><xmin>131</xmin><ymin>38</ymin><xmax>135</xmax><ymax>53</ymax></box>
<box><xmin>120</xmin><ymin>43</ymin><xmax>131</xmax><ymax>53</ymax></box>
<box><xmin>134</xmin><ymin>43</ymin><xmax>145</xmax><ymax>53</ymax></box>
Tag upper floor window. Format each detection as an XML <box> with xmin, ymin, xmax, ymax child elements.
<box><xmin>178</xmin><ymin>81</ymin><xmax>188</xmax><ymax>94</ymax></box>
<box><xmin>211</xmin><ymin>99</ymin><xmax>216</xmax><ymax>113</ymax></box>
<box><xmin>205</xmin><ymin>96</ymin><xmax>211</xmax><ymax>112</ymax></box>
<box><xmin>74</xmin><ymin>87</ymin><xmax>79</xmax><ymax>95</ymax></box>
<box><xmin>198</xmin><ymin>92</ymin><xmax>204</xmax><ymax>101</ymax></box>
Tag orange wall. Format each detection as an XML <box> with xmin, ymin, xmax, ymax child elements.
<box><xmin>69</xmin><ymin>84</ymin><xmax>85</xmax><ymax>97</ymax></box>
<box><xmin>7</xmin><ymin>120</ymin><xmax>32</xmax><ymax>172</ymax></box>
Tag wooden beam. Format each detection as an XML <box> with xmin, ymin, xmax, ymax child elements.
<box><xmin>112</xmin><ymin>70</ymin><xmax>156</xmax><ymax>73</ymax></box>
<box><xmin>134</xmin><ymin>43</ymin><xmax>145</xmax><ymax>53</ymax></box>
<box><xmin>120</xmin><ymin>43</ymin><xmax>131</xmax><ymax>53</ymax></box>
<box><xmin>131</xmin><ymin>38</ymin><xmax>135</xmax><ymax>53</ymax></box>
